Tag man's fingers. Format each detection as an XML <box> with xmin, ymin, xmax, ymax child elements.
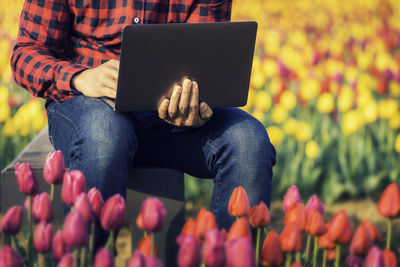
<box><xmin>101</xmin><ymin>76</ymin><xmax>118</xmax><ymax>91</ymax></box>
<box><xmin>168</xmin><ymin>85</ymin><xmax>182</xmax><ymax>119</ymax></box>
<box><xmin>199</xmin><ymin>102</ymin><xmax>213</xmax><ymax>120</ymax></box>
<box><xmin>158</xmin><ymin>99</ymin><xmax>169</xmax><ymax>120</ymax></box>
<box><xmin>103</xmin><ymin>87</ymin><xmax>117</xmax><ymax>99</ymax></box>
<box><xmin>179</xmin><ymin>79</ymin><xmax>192</xmax><ymax>116</ymax></box>
<box><xmin>186</xmin><ymin>81</ymin><xmax>199</xmax><ymax>121</ymax></box>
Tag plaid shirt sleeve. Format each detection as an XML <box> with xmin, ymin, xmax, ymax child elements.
<box><xmin>186</xmin><ymin>0</ymin><xmax>232</xmax><ymax>23</ymax></box>
<box><xmin>10</xmin><ymin>0</ymin><xmax>87</xmax><ymax>103</ymax></box>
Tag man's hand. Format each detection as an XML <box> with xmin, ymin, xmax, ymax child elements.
<box><xmin>71</xmin><ymin>59</ymin><xmax>119</xmax><ymax>99</ymax></box>
<box><xmin>158</xmin><ymin>78</ymin><xmax>213</xmax><ymax>127</ymax></box>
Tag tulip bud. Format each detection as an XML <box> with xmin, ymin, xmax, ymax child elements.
<box><xmin>345</xmin><ymin>254</ymin><xmax>363</xmax><ymax>267</ymax></box>
<box><xmin>0</xmin><ymin>206</ymin><xmax>23</xmax><ymax>235</ymax></box>
<box><xmin>74</xmin><ymin>193</ymin><xmax>95</xmax><ymax>224</ymax></box>
<box><xmin>305</xmin><ymin>194</ymin><xmax>325</xmax><ymax>216</ymax></box>
<box><xmin>261</xmin><ymin>230</ymin><xmax>284</xmax><ymax>266</ymax></box>
<box><xmin>32</xmin><ymin>192</ymin><xmax>53</xmax><ymax>223</ymax></box>
<box><xmin>365</xmin><ymin>247</ymin><xmax>385</xmax><ymax>267</ymax></box>
<box><xmin>195</xmin><ymin>208</ymin><xmax>217</xmax><ymax>241</ymax></box>
<box><xmin>43</xmin><ymin>150</ymin><xmax>65</xmax><ymax>184</ymax></box>
<box><xmin>350</xmin><ymin>224</ymin><xmax>372</xmax><ymax>256</ymax></box>
<box><xmin>377</xmin><ymin>183</ymin><xmax>400</xmax><ymax>218</ymax></box>
<box><xmin>226</xmin><ymin>217</ymin><xmax>251</xmax><ymax>241</ymax></box>
<box><xmin>145</xmin><ymin>256</ymin><xmax>164</xmax><ymax>267</ymax></box>
<box><xmin>327</xmin><ymin>210</ymin><xmax>352</xmax><ymax>244</ymax></box>
<box><xmin>225</xmin><ymin>236</ymin><xmax>254</xmax><ymax>267</ymax></box>
<box><xmin>136</xmin><ymin>214</ymin><xmax>145</xmax><ymax>230</ymax></box>
<box><xmin>137</xmin><ymin>236</ymin><xmax>157</xmax><ymax>257</ymax></box>
<box><xmin>52</xmin><ymin>230</ymin><xmax>65</xmax><ymax>261</ymax></box>
<box><xmin>248</xmin><ymin>201</ymin><xmax>270</xmax><ymax>228</ymax></box>
<box><xmin>382</xmin><ymin>249</ymin><xmax>397</xmax><ymax>267</ymax></box>
<box><xmin>283</xmin><ymin>185</ymin><xmax>301</xmax><ymax>212</ymax></box>
<box><xmin>290</xmin><ymin>262</ymin><xmax>303</xmax><ymax>267</ymax></box>
<box><xmin>58</xmin><ymin>253</ymin><xmax>74</xmax><ymax>267</ymax></box>
<box><xmin>0</xmin><ymin>246</ymin><xmax>23</xmax><ymax>267</ymax></box>
<box><xmin>100</xmin><ymin>194</ymin><xmax>126</xmax><ymax>231</ymax></box>
<box><xmin>361</xmin><ymin>220</ymin><xmax>381</xmax><ymax>243</ymax></box>
<box><xmin>318</xmin><ymin>232</ymin><xmax>336</xmax><ymax>250</ymax></box>
<box><xmin>63</xmin><ymin>210</ymin><xmax>89</xmax><ymax>248</ymax></box>
<box><xmin>128</xmin><ymin>250</ymin><xmax>146</xmax><ymax>267</ymax></box>
<box><xmin>93</xmin><ymin>247</ymin><xmax>114</xmax><ymax>267</ymax></box>
<box><xmin>181</xmin><ymin>218</ymin><xmax>196</xmax><ymax>236</ymax></box>
<box><xmin>88</xmin><ymin>187</ymin><xmax>104</xmax><ymax>219</ymax></box>
<box><xmin>279</xmin><ymin>224</ymin><xmax>303</xmax><ymax>252</ymax></box>
<box><xmin>15</xmin><ymin>162</ymin><xmax>38</xmax><ymax>195</ymax></box>
<box><xmin>228</xmin><ymin>186</ymin><xmax>251</xmax><ymax>217</ymax></box>
<box><xmin>61</xmin><ymin>170</ymin><xmax>86</xmax><ymax>206</ymax></box>
<box><xmin>34</xmin><ymin>221</ymin><xmax>53</xmax><ymax>253</ymax></box>
<box><xmin>284</xmin><ymin>203</ymin><xmax>307</xmax><ymax>231</ymax></box>
<box><xmin>140</xmin><ymin>197</ymin><xmax>166</xmax><ymax>233</ymax></box>
<box><xmin>202</xmin><ymin>229</ymin><xmax>225</xmax><ymax>267</ymax></box>
<box><xmin>176</xmin><ymin>234</ymin><xmax>201</xmax><ymax>267</ymax></box>
<box><xmin>327</xmin><ymin>248</ymin><xmax>336</xmax><ymax>262</ymax></box>
<box><xmin>305</xmin><ymin>210</ymin><xmax>326</xmax><ymax>236</ymax></box>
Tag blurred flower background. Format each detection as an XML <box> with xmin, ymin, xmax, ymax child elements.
<box><xmin>1</xmin><ymin>0</ymin><xmax>400</xmax><ymax>205</ymax></box>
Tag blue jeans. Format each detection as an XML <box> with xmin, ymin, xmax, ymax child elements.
<box><xmin>46</xmin><ymin>94</ymin><xmax>276</xmax><ymax>230</ymax></box>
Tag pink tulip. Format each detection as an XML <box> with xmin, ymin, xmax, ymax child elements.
<box><xmin>74</xmin><ymin>193</ymin><xmax>95</xmax><ymax>223</ymax></box>
<box><xmin>100</xmin><ymin>194</ymin><xmax>126</xmax><ymax>231</ymax></box>
<box><xmin>43</xmin><ymin>150</ymin><xmax>65</xmax><ymax>184</ymax></box>
<box><xmin>365</xmin><ymin>247</ymin><xmax>385</xmax><ymax>267</ymax></box>
<box><xmin>0</xmin><ymin>206</ymin><xmax>23</xmax><ymax>235</ymax></box>
<box><xmin>15</xmin><ymin>162</ymin><xmax>38</xmax><ymax>195</ymax></box>
<box><xmin>127</xmin><ymin>250</ymin><xmax>146</xmax><ymax>267</ymax></box>
<box><xmin>88</xmin><ymin>188</ymin><xmax>104</xmax><ymax>218</ymax></box>
<box><xmin>63</xmin><ymin>210</ymin><xmax>89</xmax><ymax>248</ymax></box>
<box><xmin>0</xmin><ymin>246</ymin><xmax>23</xmax><ymax>267</ymax></box>
<box><xmin>176</xmin><ymin>234</ymin><xmax>201</xmax><ymax>267</ymax></box>
<box><xmin>225</xmin><ymin>236</ymin><xmax>255</xmax><ymax>267</ymax></box>
<box><xmin>58</xmin><ymin>253</ymin><xmax>74</xmax><ymax>267</ymax></box>
<box><xmin>61</xmin><ymin>170</ymin><xmax>86</xmax><ymax>206</ymax></box>
<box><xmin>32</xmin><ymin>192</ymin><xmax>53</xmax><ymax>223</ymax></box>
<box><xmin>34</xmin><ymin>221</ymin><xmax>53</xmax><ymax>253</ymax></box>
<box><xmin>305</xmin><ymin>194</ymin><xmax>325</xmax><ymax>216</ymax></box>
<box><xmin>145</xmin><ymin>256</ymin><xmax>164</xmax><ymax>267</ymax></box>
<box><xmin>202</xmin><ymin>229</ymin><xmax>225</xmax><ymax>267</ymax></box>
<box><xmin>52</xmin><ymin>230</ymin><xmax>66</xmax><ymax>261</ymax></box>
<box><xmin>140</xmin><ymin>197</ymin><xmax>166</xmax><ymax>233</ymax></box>
<box><xmin>283</xmin><ymin>185</ymin><xmax>301</xmax><ymax>212</ymax></box>
<box><xmin>346</xmin><ymin>254</ymin><xmax>363</xmax><ymax>267</ymax></box>
<box><xmin>93</xmin><ymin>248</ymin><xmax>114</xmax><ymax>267</ymax></box>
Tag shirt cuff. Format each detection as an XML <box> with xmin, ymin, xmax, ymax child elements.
<box><xmin>56</xmin><ymin>63</ymin><xmax>88</xmax><ymax>95</ymax></box>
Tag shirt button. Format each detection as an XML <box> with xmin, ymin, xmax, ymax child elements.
<box><xmin>134</xmin><ymin>17</ymin><xmax>140</xmax><ymax>24</ymax></box>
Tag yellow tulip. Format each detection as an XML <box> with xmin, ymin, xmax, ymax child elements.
<box><xmin>395</xmin><ymin>134</ymin><xmax>400</xmax><ymax>153</ymax></box>
<box><xmin>263</xmin><ymin>59</ymin><xmax>278</xmax><ymax>78</ymax></box>
<box><xmin>266</xmin><ymin>125</ymin><xmax>284</xmax><ymax>146</ymax></box>
<box><xmin>389</xmin><ymin>81</ymin><xmax>400</xmax><ymax>98</ymax></box>
<box><xmin>317</xmin><ymin>92</ymin><xmax>335</xmax><ymax>113</ymax></box>
<box><xmin>0</xmin><ymin>103</ymin><xmax>10</xmax><ymax>122</ymax></box>
<box><xmin>389</xmin><ymin>113</ymin><xmax>400</xmax><ymax>129</ymax></box>
<box><xmin>0</xmin><ymin>85</ymin><xmax>9</xmax><ymax>104</ymax></box>
<box><xmin>3</xmin><ymin>118</ymin><xmax>16</xmax><ymax>137</ymax></box>
<box><xmin>251</xmin><ymin>69</ymin><xmax>266</xmax><ymax>89</ymax></box>
<box><xmin>253</xmin><ymin>91</ymin><xmax>272</xmax><ymax>111</ymax></box>
<box><xmin>280</xmin><ymin>91</ymin><xmax>297</xmax><ymax>111</ymax></box>
<box><xmin>32</xmin><ymin>112</ymin><xmax>47</xmax><ymax>131</ymax></box>
<box><xmin>295</xmin><ymin>121</ymin><xmax>312</xmax><ymax>142</ymax></box>
<box><xmin>271</xmin><ymin>105</ymin><xmax>288</xmax><ymax>124</ymax></box>
<box><xmin>337</xmin><ymin>85</ymin><xmax>354</xmax><ymax>112</ymax></box>
<box><xmin>284</xmin><ymin>118</ymin><xmax>298</xmax><ymax>136</ymax></box>
<box><xmin>356</xmin><ymin>90</ymin><xmax>373</xmax><ymax>107</ymax></box>
<box><xmin>362</xmin><ymin>101</ymin><xmax>378</xmax><ymax>124</ymax></box>
<box><xmin>305</xmin><ymin>140</ymin><xmax>320</xmax><ymax>159</ymax></box>
<box><xmin>300</xmin><ymin>78</ymin><xmax>321</xmax><ymax>101</ymax></box>
<box><xmin>375</xmin><ymin>52</ymin><xmax>392</xmax><ymax>72</ymax></box>
<box><xmin>269</xmin><ymin>78</ymin><xmax>282</xmax><ymax>96</ymax></box>
<box><xmin>378</xmin><ymin>99</ymin><xmax>398</xmax><ymax>119</ymax></box>
<box><xmin>252</xmin><ymin>109</ymin><xmax>265</xmax><ymax>123</ymax></box>
<box><xmin>342</xmin><ymin>110</ymin><xmax>362</xmax><ymax>136</ymax></box>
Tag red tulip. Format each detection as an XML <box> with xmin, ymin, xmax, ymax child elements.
<box><xmin>127</xmin><ymin>250</ymin><xmax>146</xmax><ymax>267</ymax></box>
<box><xmin>32</xmin><ymin>192</ymin><xmax>53</xmax><ymax>223</ymax></box>
<box><xmin>305</xmin><ymin>210</ymin><xmax>326</xmax><ymax>236</ymax></box>
<box><xmin>144</xmin><ymin>256</ymin><xmax>164</xmax><ymax>267</ymax></box>
<box><xmin>248</xmin><ymin>201</ymin><xmax>270</xmax><ymax>228</ymax></box>
<box><xmin>202</xmin><ymin>229</ymin><xmax>225</xmax><ymax>267</ymax></box>
<box><xmin>284</xmin><ymin>203</ymin><xmax>307</xmax><ymax>231</ymax></box>
<box><xmin>100</xmin><ymin>194</ymin><xmax>126</xmax><ymax>231</ymax></box>
<box><xmin>63</xmin><ymin>210</ymin><xmax>89</xmax><ymax>248</ymax></box>
<box><xmin>34</xmin><ymin>221</ymin><xmax>53</xmax><ymax>253</ymax></box>
<box><xmin>181</xmin><ymin>218</ymin><xmax>196</xmax><ymax>236</ymax></box>
<box><xmin>279</xmin><ymin>224</ymin><xmax>303</xmax><ymax>252</ymax></box>
<box><xmin>0</xmin><ymin>206</ymin><xmax>23</xmax><ymax>235</ymax></box>
<box><xmin>137</xmin><ymin>236</ymin><xmax>157</xmax><ymax>257</ymax></box>
<box><xmin>136</xmin><ymin>214</ymin><xmax>145</xmax><ymax>230</ymax></box>
<box><xmin>195</xmin><ymin>208</ymin><xmax>217</xmax><ymax>240</ymax></box>
<box><xmin>74</xmin><ymin>193</ymin><xmax>95</xmax><ymax>224</ymax></box>
<box><xmin>176</xmin><ymin>234</ymin><xmax>201</xmax><ymax>267</ymax></box>
<box><xmin>362</xmin><ymin>220</ymin><xmax>381</xmax><ymax>243</ymax></box>
<box><xmin>225</xmin><ymin>236</ymin><xmax>254</xmax><ymax>267</ymax></box>
<box><xmin>15</xmin><ymin>162</ymin><xmax>38</xmax><ymax>195</ymax></box>
<box><xmin>140</xmin><ymin>197</ymin><xmax>166</xmax><ymax>233</ymax></box>
<box><xmin>283</xmin><ymin>185</ymin><xmax>301</xmax><ymax>212</ymax></box>
<box><xmin>377</xmin><ymin>183</ymin><xmax>400</xmax><ymax>218</ymax></box>
<box><xmin>93</xmin><ymin>247</ymin><xmax>114</xmax><ymax>267</ymax></box>
<box><xmin>52</xmin><ymin>230</ymin><xmax>65</xmax><ymax>261</ymax></box>
<box><xmin>226</xmin><ymin>217</ymin><xmax>251</xmax><ymax>241</ymax></box>
<box><xmin>327</xmin><ymin>248</ymin><xmax>336</xmax><ymax>262</ymax></box>
<box><xmin>305</xmin><ymin>194</ymin><xmax>325</xmax><ymax>216</ymax></box>
<box><xmin>261</xmin><ymin>230</ymin><xmax>284</xmax><ymax>266</ymax></box>
<box><xmin>346</xmin><ymin>254</ymin><xmax>363</xmax><ymax>267</ymax></box>
<box><xmin>365</xmin><ymin>247</ymin><xmax>385</xmax><ymax>267</ymax></box>
<box><xmin>382</xmin><ymin>249</ymin><xmax>397</xmax><ymax>267</ymax></box>
<box><xmin>318</xmin><ymin>232</ymin><xmax>336</xmax><ymax>250</ymax></box>
<box><xmin>350</xmin><ymin>223</ymin><xmax>372</xmax><ymax>256</ymax></box>
<box><xmin>43</xmin><ymin>150</ymin><xmax>65</xmax><ymax>184</ymax></box>
<box><xmin>88</xmin><ymin>188</ymin><xmax>104</xmax><ymax>219</ymax></box>
<box><xmin>228</xmin><ymin>186</ymin><xmax>251</xmax><ymax>217</ymax></box>
<box><xmin>290</xmin><ymin>262</ymin><xmax>303</xmax><ymax>267</ymax></box>
<box><xmin>327</xmin><ymin>210</ymin><xmax>352</xmax><ymax>244</ymax></box>
<box><xmin>61</xmin><ymin>170</ymin><xmax>86</xmax><ymax>206</ymax></box>
<box><xmin>0</xmin><ymin>246</ymin><xmax>23</xmax><ymax>267</ymax></box>
<box><xmin>58</xmin><ymin>253</ymin><xmax>74</xmax><ymax>267</ymax></box>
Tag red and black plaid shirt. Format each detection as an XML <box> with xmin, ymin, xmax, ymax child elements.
<box><xmin>11</xmin><ymin>0</ymin><xmax>232</xmax><ymax>103</ymax></box>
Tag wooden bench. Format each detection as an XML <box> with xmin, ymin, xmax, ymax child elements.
<box><xmin>0</xmin><ymin>127</ymin><xmax>184</xmax><ymax>266</ymax></box>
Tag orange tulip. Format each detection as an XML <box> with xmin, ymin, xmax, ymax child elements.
<box><xmin>327</xmin><ymin>210</ymin><xmax>352</xmax><ymax>244</ymax></box>
<box><xmin>327</xmin><ymin>248</ymin><xmax>336</xmax><ymax>262</ymax></box>
<box><xmin>382</xmin><ymin>249</ymin><xmax>397</xmax><ymax>267</ymax></box>
<box><xmin>305</xmin><ymin>210</ymin><xmax>326</xmax><ymax>236</ymax></box>
<box><xmin>181</xmin><ymin>218</ymin><xmax>196</xmax><ymax>236</ymax></box>
<box><xmin>318</xmin><ymin>228</ymin><xmax>336</xmax><ymax>250</ymax></box>
<box><xmin>290</xmin><ymin>262</ymin><xmax>303</xmax><ymax>267</ymax></box>
<box><xmin>226</xmin><ymin>217</ymin><xmax>251</xmax><ymax>241</ymax></box>
<box><xmin>136</xmin><ymin>214</ymin><xmax>145</xmax><ymax>230</ymax></box>
<box><xmin>137</xmin><ymin>236</ymin><xmax>157</xmax><ymax>257</ymax></box>
<box><xmin>248</xmin><ymin>201</ymin><xmax>270</xmax><ymax>228</ymax></box>
<box><xmin>228</xmin><ymin>186</ymin><xmax>251</xmax><ymax>217</ymax></box>
<box><xmin>194</xmin><ymin>208</ymin><xmax>217</xmax><ymax>240</ymax></box>
<box><xmin>284</xmin><ymin>203</ymin><xmax>307</xmax><ymax>231</ymax></box>
<box><xmin>362</xmin><ymin>220</ymin><xmax>381</xmax><ymax>243</ymax></box>
<box><xmin>350</xmin><ymin>224</ymin><xmax>373</xmax><ymax>256</ymax></box>
<box><xmin>261</xmin><ymin>230</ymin><xmax>284</xmax><ymax>266</ymax></box>
<box><xmin>279</xmin><ymin>224</ymin><xmax>303</xmax><ymax>252</ymax></box>
<box><xmin>377</xmin><ymin>183</ymin><xmax>400</xmax><ymax>218</ymax></box>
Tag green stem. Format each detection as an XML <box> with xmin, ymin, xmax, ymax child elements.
<box><xmin>322</xmin><ymin>250</ymin><xmax>327</xmax><ymax>267</ymax></box>
<box><xmin>335</xmin><ymin>244</ymin><xmax>341</xmax><ymax>267</ymax></box>
<box><xmin>28</xmin><ymin>195</ymin><xmax>33</xmax><ymax>267</ymax></box>
<box><xmin>151</xmin><ymin>232</ymin><xmax>155</xmax><ymax>256</ymax></box>
<box><xmin>73</xmin><ymin>248</ymin><xmax>79</xmax><ymax>267</ymax></box>
<box><xmin>200</xmin><ymin>262</ymin><xmax>205</xmax><ymax>267</ymax></box>
<box><xmin>295</xmin><ymin>252</ymin><xmax>301</xmax><ymax>262</ymax></box>
<box><xmin>109</xmin><ymin>230</ymin><xmax>115</xmax><ymax>257</ymax></box>
<box><xmin>386</xmin><ymin>219</ymin><xmax>392</xmax><ymax>250</ymax></box>
<box><xmin>255</xmin><ymin>227</ymin><xmax>261</xmax><ymax>267</ymax></box>
<box><xmin>80</xmin><ymin>246</ymin><xmax>86</xmax><ymax>267</ymax></box>
<box><xmin>50</xmin><ymin>184</ymin><xmax>54</xmax><ymax>202</ymax></box>
<box><xmin>285</xmin><ymin>253</ymin><xmax>292</xmax><ymax>267</ymax></box>
<box><xmin>312</xmin><ymin>237</ymin><xmax>318</xmax><ymax>267</ymax></box>
<box><xmin>3</xmin><ymin>234</ymin><xmax>11</xmax><ymax>246</ymax></box>
<box><xmin>305</xmin><ymin>235</ymin><xmax>311</xmax><ymax>262</ymax></box>
<box><xmin>89</xmin><ymin>223</ymin><xmax>95</xmax><ymax>264</ymax></box>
